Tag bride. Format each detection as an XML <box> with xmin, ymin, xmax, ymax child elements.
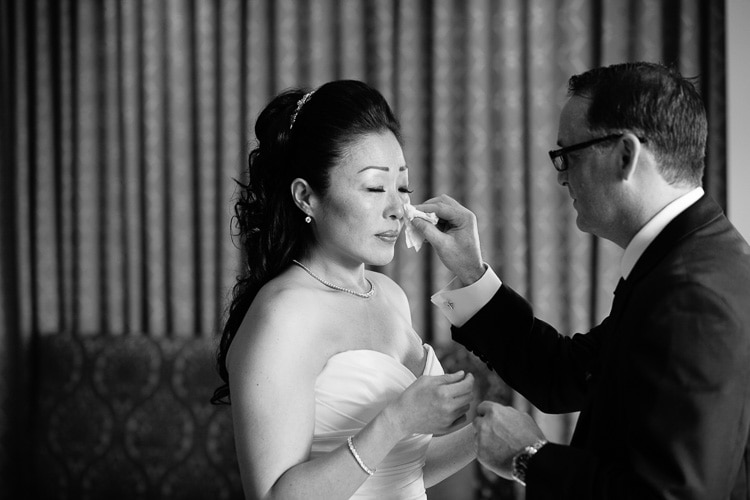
<box><xmin>211</xmin><ymin>80</ymin><xmax>476</xmax><ymax>500</ymax></box>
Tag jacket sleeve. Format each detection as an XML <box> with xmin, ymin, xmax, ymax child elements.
<box><xmin>455</xmin><ymin>281</ymin><xmax>750</xmax><ymax>499</ymax></box>
<box><xmin>451</xmin><ymin>283</ymin><xmax>605</xmax><ymax>414</ymax></box>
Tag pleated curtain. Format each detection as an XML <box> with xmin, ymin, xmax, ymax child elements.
<box><xmin>0</xmin><ymin>0</ymin><xmax>726</xmax><ymax>496</ymax></box>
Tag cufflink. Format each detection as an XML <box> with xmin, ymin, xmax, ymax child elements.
<box><xmin>445</xmin><ymin>300</ymin><xmax>454</xmax><ymax>310</ymax></box>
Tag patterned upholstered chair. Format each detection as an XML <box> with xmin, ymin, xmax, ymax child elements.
<box><xmin>31</xmin><ymin>334</ymin><xmax>514</xmax><ymax>500</ymax></box>
<box><xmin>32</xmin><ymin>333</ymin><xmax>242</xmax><ymax>500</ymax></box>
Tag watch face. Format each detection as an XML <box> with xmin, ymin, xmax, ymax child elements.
<box><xmin>512</xmin><ymin>441</ymin><xmax>547</xmax><ymax>486</ymax></box>
<box><xmin>511</xmin><ymin>451</ymin><xmax>530</xmax><ymax>485</ymax></box>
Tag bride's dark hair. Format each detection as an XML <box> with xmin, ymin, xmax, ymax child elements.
<box><xmin>211</xmin><ymin>80</ymin><xmax>402</xmax><ymax>404</ymax></box>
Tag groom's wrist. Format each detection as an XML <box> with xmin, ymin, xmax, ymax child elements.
<box><xmin>457</xmin><ymin>262</ymin><xmax>486</xmax><ymax>287</ymax></box>
<box><xmin>511</xmin><ymin>439</ymin><xmax>547</xmax><ymax>487</ymax></box>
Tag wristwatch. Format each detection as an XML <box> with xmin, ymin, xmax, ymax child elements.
<box><xmin>511</xmin><ymin>439</ymin><xmax>547</xmax><ymax>486</ymax></box>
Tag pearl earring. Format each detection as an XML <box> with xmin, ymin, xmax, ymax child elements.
<box><xmin>305</xmin><ymin>215</ymin><xmax>312</xmax><ymax>224</ymax></box>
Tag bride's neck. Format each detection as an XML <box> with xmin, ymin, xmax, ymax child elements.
<box><xmin>296</xmin><ymin>255</ymin><xmax>367</xmax><ymax>290</ymax></box>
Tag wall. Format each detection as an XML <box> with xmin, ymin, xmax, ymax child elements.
<box><xmin>727</xmin><ymin>0</ymin><xmax>750</xmax><ymax>241</ymax></box>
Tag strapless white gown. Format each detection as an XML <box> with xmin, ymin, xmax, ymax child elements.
<box><xmin>310</xmin><ymin>344</ymin><xmax>444</xmax><ymax>500</ymax></box>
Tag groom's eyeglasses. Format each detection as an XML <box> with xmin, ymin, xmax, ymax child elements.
<box><xmin>548</xmin><ymin>134</ymin><xmax>625</xmax><ymax>172</ymax></box>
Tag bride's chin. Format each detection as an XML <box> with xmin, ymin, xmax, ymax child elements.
<box><xmin>365</xmin><ymin>253</ymin><xmax>395</xmax><ymax>268</ymax></box>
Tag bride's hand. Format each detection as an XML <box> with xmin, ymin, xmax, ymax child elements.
<box><xmin>387</xmin><ymin>371</ymin><xmax>475</xmax><ymax>436</ymax></box>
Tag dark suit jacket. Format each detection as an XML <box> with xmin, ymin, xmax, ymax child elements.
<box><xmin>453</xmin><ymin>195</ymin><xmax>750</xmax><ymax>499</ymax></box>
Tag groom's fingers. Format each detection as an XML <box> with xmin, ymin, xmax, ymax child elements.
<box><xmin>414</xmin><ymin>195</ymin><xmax>462</xmax><ymax>222</ymax></box>
<box><xmin>410</xmin><ymin>216</ymin><xmax>445</xmax><ymax>245</ymax></box>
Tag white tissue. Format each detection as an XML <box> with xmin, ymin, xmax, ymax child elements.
<box><xmin>403</xmin><ymin>202</ymin><xmax>439</xmax><ymax>252</ymax></box>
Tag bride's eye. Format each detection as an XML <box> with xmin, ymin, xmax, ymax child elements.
<box><xmin>399</xmin><ymin>187</ymin><xmax>414</xmax><ymax>194</ymax></box>
<box><xmin>367</xmin><ymin>187</ymin><xmax>386</xmax><ymax>192</ymax></box>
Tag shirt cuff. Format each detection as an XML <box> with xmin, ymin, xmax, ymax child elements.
<box><xmin>430</xmin><ymin>264</ymin><xmax>502</xmax><ymax>327</ymax></box>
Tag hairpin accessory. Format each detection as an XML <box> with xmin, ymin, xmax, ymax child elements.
<box><xmin>289</xmin><ymin>91</ymin><xmax>314</xmax><ymax>130</ymax></box>
<box><xmin>305</xmin><ymin>215</ymin><xmax>312</xmax><ymax>224</ymax></box>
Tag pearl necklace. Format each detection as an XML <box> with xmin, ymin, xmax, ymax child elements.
<box><xmin>292</xmin><ymin>260</ymin><xmax>375</xmax><ymax>299</ymax></box>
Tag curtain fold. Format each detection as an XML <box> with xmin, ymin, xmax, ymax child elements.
<box><xmin>0</xmin><ymin>0</ymin><xmax>725</xmax><ymax>497</ymax></box>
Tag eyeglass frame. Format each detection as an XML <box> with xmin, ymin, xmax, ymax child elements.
<box><xmin>548</xmin><ymin>133</ymin><xmax>646</xmax><ymax>172</ymax></box>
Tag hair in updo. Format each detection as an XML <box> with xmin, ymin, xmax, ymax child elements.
<box><xmin>211</xmin><ymin>80</ymin><xmax>401</xmax><ymax>404</ymax></box>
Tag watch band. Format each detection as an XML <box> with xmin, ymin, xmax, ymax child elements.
<box><xmin>511</xmin><ymin>439</ymin><xmax>547</xmax><ymax>486</ymax></box>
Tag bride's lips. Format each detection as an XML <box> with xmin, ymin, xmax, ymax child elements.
<box><xmin>375</xmin><ymin>230</ymin><xmax>400</xmax><ymax>243</ymax></box>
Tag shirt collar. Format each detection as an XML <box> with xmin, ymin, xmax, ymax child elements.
<box><xmin>620</xmin><ymin>187</ymin><xmax>704</xmax><ymax>279</ymax></box>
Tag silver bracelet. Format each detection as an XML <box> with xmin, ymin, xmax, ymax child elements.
<box><xmin>347</xmin><ymin>436</ymin><xmax>376</xmax><ymax>476</ymax></box>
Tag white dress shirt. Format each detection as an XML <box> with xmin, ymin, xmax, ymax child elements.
<box><xmin>619</xmin><ymin>187</ymin><xmax>704</xmax><ymax>279</ymax></box>
<box><xmin>432</xmin><ymin>187</ymin><xmax>705</xmax><ymax>327</ymax></box>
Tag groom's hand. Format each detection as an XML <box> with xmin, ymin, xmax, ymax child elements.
<box><xmin>411</xmin><ymin>195</ymin><xmax>484</xmax><ymax>287</ymax></box>
<box><xmin>473</xmin><ymin>401</ymin><xmax>546</xmax><ymax>479</ymax></box>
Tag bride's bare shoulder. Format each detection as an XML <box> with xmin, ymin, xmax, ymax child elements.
<box><xmin>227</xmin><ymin>269</ymin><xmax>332</xmax><ymax>368</ymax></box>
<box><xmin>252</xmin><ymin>270</ymin><xmax>322</xmax><ymax>318</ymax></box>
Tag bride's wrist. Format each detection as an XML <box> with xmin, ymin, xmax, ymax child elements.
<box><xmin>380</xmin><ymin>403</ymin><xmax>410</xmax><ymax>440</ymax></box>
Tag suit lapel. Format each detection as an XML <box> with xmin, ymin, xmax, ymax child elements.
<box><xmin>572</xmin><ymin>195</ymin><xmax>724</xmax><ymax>447</ymax></box>
<box><xmin>603</xmin><ymin>196</ymin><xmax>722</xmax><ymax>343</ymax></box>
<box><xmin>625</xmin><ymin>194</ymin><xmax>723</xmax><ymax>288</ymax></box>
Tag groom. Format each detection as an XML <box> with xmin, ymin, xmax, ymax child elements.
<box><xmin>412</xmin><ymin>62</ymin><xmax>750</xmax><ymax>499</ymax></box>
